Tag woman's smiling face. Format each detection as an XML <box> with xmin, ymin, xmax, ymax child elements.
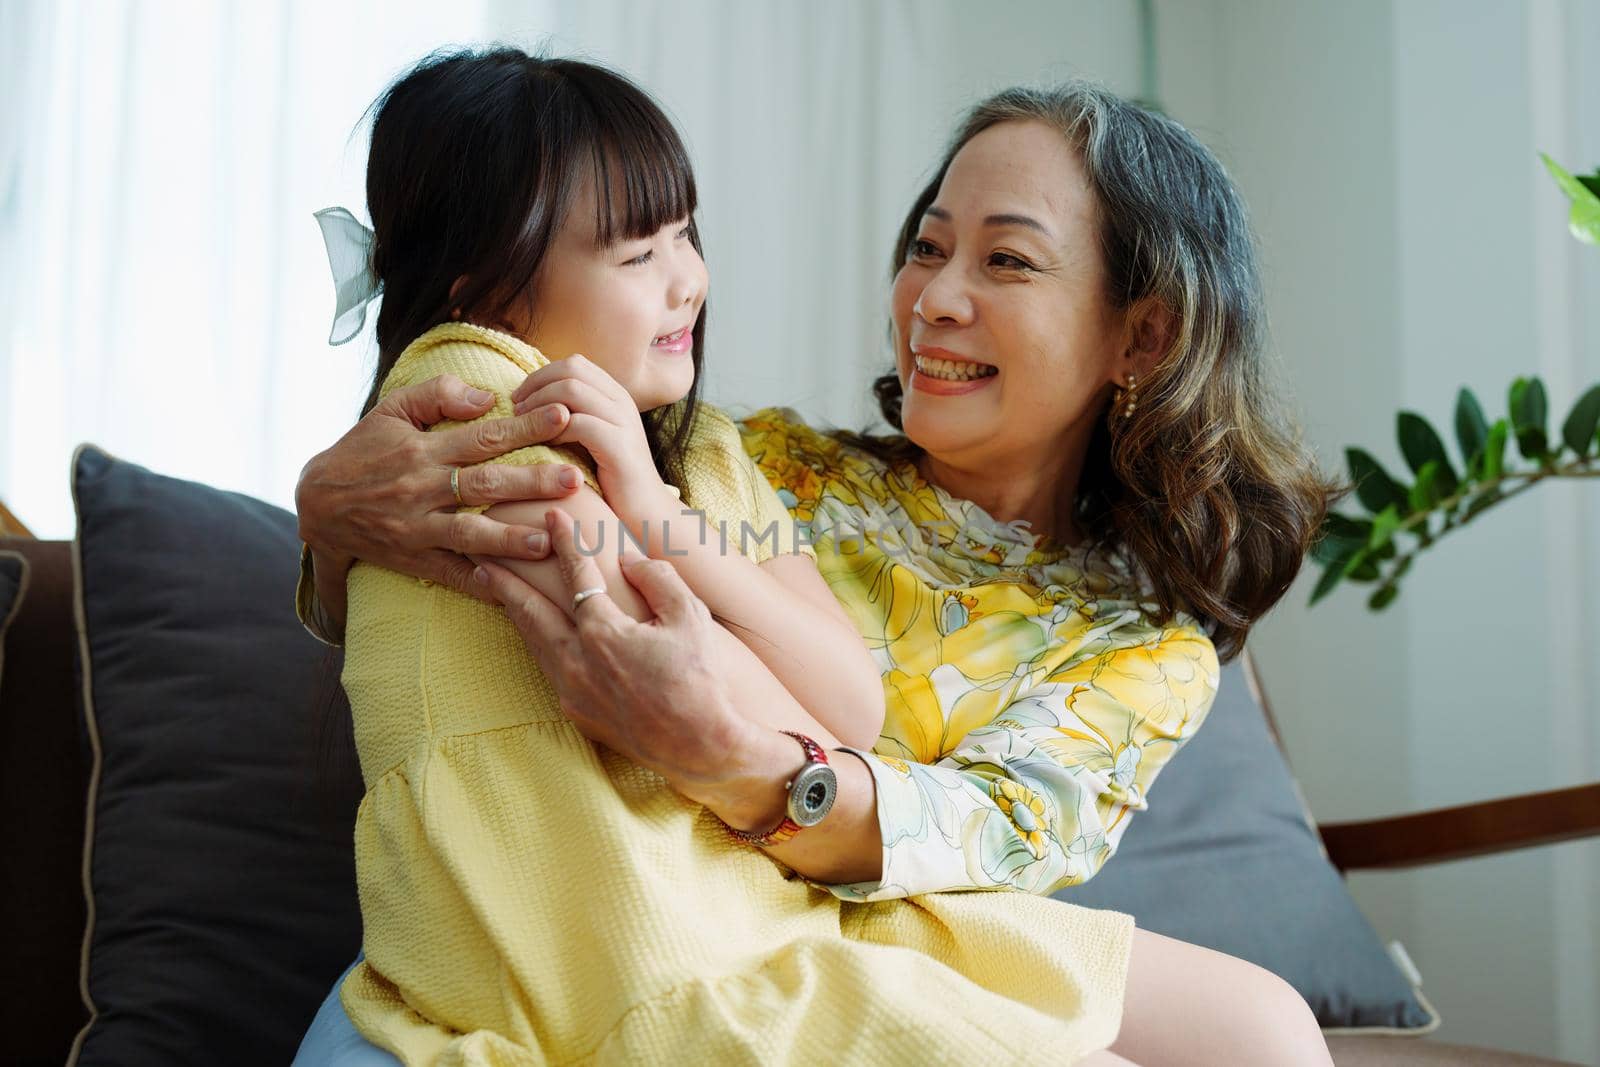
<box><xmin>891</xmin><ymin>119</ymin><xmax>1128</xmax><ymax>469</ymax></box>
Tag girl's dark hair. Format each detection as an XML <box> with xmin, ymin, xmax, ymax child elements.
<box><xmin>313</xmin><ymin>47</ymin><xmax>711</xmax><ymax>818</ymax></box>
<box><xmin>361</xmin><ymin>45</ymin><xmax>708</xmax><ymax>488</ymax></box>
<box><xmin>834</xmin><ymin>81</ymin><xmax>1349</xmax><ymax>663</ymax></box>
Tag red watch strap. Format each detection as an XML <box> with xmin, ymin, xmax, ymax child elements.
<box><xmin>721</xmin><ymin>731</ymin><xmax>828</xmax><ymax>847</ymax></box>
<box><xmin>784</xmin><ymin>731</ymin><xmax>829</xmax><ymax>769</ymax></box>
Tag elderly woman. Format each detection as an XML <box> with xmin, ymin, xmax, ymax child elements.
<box><xmin>294</xmin><ymin>83</ymin><xmax>1339</xmax><ymax>1066</ymax></box>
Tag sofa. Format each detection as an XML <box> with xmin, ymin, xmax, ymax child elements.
<box><xmin>1</xmin><ymin>445</ymin><xmax>1594</xmax><ymax>1066</ymax></box>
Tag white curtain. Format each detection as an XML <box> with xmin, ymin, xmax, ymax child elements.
<box><xmin>0</xmin><ymin>0</ymin><xmax>1142</xmax><ymax>538</ymax></box>
<box><xmin>0</xmin><ymin>0</ymin><xmax>491</xmax><ymax>537</ymax></box>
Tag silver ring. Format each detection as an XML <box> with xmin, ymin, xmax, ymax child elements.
<box><xmin>450</xmin><ymin>466</ymin><xmax>464</xmax><ymax>506</ymax></box>
<box><xmin>571</xmin><ymin>585</ymin><xmax>607</xmax><ymax>612</ymax></box>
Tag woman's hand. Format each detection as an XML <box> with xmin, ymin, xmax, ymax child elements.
<box><xmin>471</xmin><ymin>510</ymin><xmax>887</xmax><ymax>884</ymax></box>
<box><xmin>468</xmin><ymin>509</ymin><xmax>766</xmax><ymax>802</ymax></box>
<box><xmin>508</xmin><ymin>356</ymin><xmax>674</xmax><ymax>531</ymax></box>
<box><xmin>295</xmin><ymin>372</ymin><xmax>584</xmax><ymax>604</ymax></box>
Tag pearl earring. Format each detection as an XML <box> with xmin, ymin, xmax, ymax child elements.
<box><xmin>1113</xmin><ymin>372</ymin><xmax>1139</xmax><ymax>422</ymax></box>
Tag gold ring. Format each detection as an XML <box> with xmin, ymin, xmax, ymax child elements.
<box><xmin>450</xmin><ymin>466</ymin><xmax>464</xmax><ymax>507</ymax></box>
<box><xmin>571</xmin><ymin>586</ymin><xmax>607</xmax><ymax>612</ymax></box>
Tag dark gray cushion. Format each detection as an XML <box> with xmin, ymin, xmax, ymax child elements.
<box><xmin>1055</xmin><ymin>656</ymin><xmax>1438</xmax><ymax>1032</ymax></box>
<box><xmin>69</xmin><ymin>444</ymin><xmax>364</xmax><ymax>1067</ymax></box>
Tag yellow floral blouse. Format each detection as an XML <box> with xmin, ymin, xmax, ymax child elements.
<box><xmin>735</xmin><ymin>406</ymin><xmax>1221</xmax><ymax>903</ymax></box>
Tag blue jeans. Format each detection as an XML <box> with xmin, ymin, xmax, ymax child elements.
<box><xmin>292</xmin><ymin>955</ymin><xmax>401</xmax><ymax>1066</ymax></box>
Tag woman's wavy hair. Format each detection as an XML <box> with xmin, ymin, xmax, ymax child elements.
<box><xmin>359</xmin><ymin>45</ymin><xmax>708</xmax><ymax>489</ymax></box>
<box><xmin>837</xmin><ymin>82</ymin><xmax>1348</xmax><ymax>662</ymax></box>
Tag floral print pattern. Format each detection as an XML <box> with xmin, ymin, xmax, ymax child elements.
<box><xmin>736</xmin><ymin>406</ymin><xmax>1221</xmax><ymax>902</ymax></box>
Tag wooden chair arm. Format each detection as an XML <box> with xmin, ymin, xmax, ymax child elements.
<box><xmin>0</xmin><ymin>499</ymin><xmax>31</xmax><ymax>537</ymax></box>
<box><xmin>1317</xmin><ymin>781</ymin><xmax>1600</xmax><ymax>872</ymax></box>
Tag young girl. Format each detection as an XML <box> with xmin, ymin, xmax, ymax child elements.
<box><xmin>323</xmin><ymin>48</ymin><xmax>1135</xmax><ymax>1065</ymax></box>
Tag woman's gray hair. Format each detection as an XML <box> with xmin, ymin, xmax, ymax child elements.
<box><xmin>846</xmin><ymin>79</ymin><xmax>1346</xmax><ymax>662</ymax></box>
<box><xmin>907</xmin><ymin>80</ymin><xmax>1267</xmax><ymax>395</ymax></box>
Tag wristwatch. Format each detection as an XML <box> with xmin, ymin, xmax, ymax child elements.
<box><xmin>722</xmin><ymin>731</ymin><xmax>838</xmax><ymax>847</ymax></box>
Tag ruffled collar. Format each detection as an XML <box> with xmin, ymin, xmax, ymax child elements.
<box><xmin>880</xmin><ymin>452</ymin><xmax>1142</xmax><ymax>588</ymax></box>
<box><xmin>891</xmin><ymin>455</ymin><xmax>1073</xmax><ymax>560</ymax></box>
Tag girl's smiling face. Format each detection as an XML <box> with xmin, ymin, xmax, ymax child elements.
<box><xmin>498</xmin><ymin>169</ymin><xmax>708</xmax><ymax>412</ymax></box>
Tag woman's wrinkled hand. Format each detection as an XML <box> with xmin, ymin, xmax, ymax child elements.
<box><xmin>468</xmin><ymin>506</ymin><xmax>756</xmax><ymax>798</ymax></box>
<box><xmin>508</xmin><ymin>356</ymin><xmax>671</xmax><ymax>529</ymax></box>
<box><xmin>295</xmin><ymin>372</ymin><xmax>585</xmax><ymax>603</ymax></box>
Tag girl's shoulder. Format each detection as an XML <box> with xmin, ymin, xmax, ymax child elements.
<box><xmin>676</xmin><ymin>400</ymin><xmax>739</xmax><ymax>441</ymax></box>
<box><xmin>652</xmin><ymin>402</ymin><xmax>741</xmax><ymax>466</ymax></box>
<box><xmin>381</xmin><ymin>322</ymin><xmax>549</xmax><ymax>399</ymax></box>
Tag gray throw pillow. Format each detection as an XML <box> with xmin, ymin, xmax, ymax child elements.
<box><xmin>1054</xmin><ymin>656</ymin><xmax>1439</xmax><ymax>1033</ymax></box>
<box><xmin>68</xmin><ymin>444</ymin><xmax>365</xmax><ymax>1067</ymax></box>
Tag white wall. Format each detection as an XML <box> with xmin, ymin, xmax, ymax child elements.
<box><xmin>1157</xmin><ymin>1</ymin><xmax>1600</xmax><ymax>1062</ymax></box>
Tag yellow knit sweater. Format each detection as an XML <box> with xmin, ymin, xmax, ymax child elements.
<box><xmin>337</xmin><ymin>323</ymin><xmax>1134</xmax><ymax>1066</ymax></box>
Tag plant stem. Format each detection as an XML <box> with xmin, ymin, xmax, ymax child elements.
<box><xmin>1380</xmin><ymin>457</ymin><xmax>1600</xmax><ymax>581</ymax></box>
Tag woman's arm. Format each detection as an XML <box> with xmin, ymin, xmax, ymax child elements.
<box><xmin>802</xmin><ymin>627</ymin><xmax>1223</xmax><ymax>902</ymax></box>
<box><xmin>471</xmin><ymin>522</ymin><xmax>885</xmax><ymax>885</ymax></box>
<box><xmin>308</xmin><ymin>546</ymin><xmax>351</xmax><ymax>642</ymax></box>
<box><xmin>477</xmin><ymin>497</ymin><xmax>850</xmax><ymax>751</ymax></box>
<box><xmin>479</xmin><ymin>490</ymin><xmax>1216</xmax><ymax>899</ymax></box>
<box><xmin>602</xmin><ymin>488</ymin><xmax>885</xmax><ymax>752</ymax></box>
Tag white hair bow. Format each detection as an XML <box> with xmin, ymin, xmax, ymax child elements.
<box><xmin>313</xmin><ymin>206</ymin><xmax>381</xmax><ymax>345</ymax></box>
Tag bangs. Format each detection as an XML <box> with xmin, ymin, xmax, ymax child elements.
<box><xmin>580</xmin><ymin>91</ymin><xmax>698</xmax><ymax>247</ymax></box>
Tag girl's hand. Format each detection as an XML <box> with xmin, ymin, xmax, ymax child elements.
<box><xmin>508</xmin><ymin>355</ymin><xmax>673</xmax><ymax>528</ymax></box>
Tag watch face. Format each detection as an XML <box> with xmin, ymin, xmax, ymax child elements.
<box><xmin>788</xmin><ymin>762</ymin><xmax>838</xmax><ymax>827</ymax></box>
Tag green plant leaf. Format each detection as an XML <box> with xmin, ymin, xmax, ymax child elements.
<box><xmin>1311</xmin><ymin>512</ymin><xmax>1373</xmax><ymax>569</ymax></box>
<box><xmin>1324</xmin><ymin>512</ymin><xmax>1374</xmax><ymax>541</ymax></box>
<box><xmin>1407</xmin><ymin>460</ymin><xmax>1441</xmax><ymax>514</ymax></box>
<box><xmin>1561</xmin><ymin>383</ymin><xmax>1600</xmax><ymax>458</ymax></box>
<box><xmin>1398</xmin><ymin>412</ymin><xmax>1458</xmax><ymax>495</ymax></box>
<box><xmin>1541</xmin><ymin>153</ymin><xmax>1600</xmax><ymax>245</ymax></box>
<box><xmin>1368</xmin><ymin>503</ymin><xmax>1401</xmax><ymax>560</ymax></box>
<box><xmin>1369</xmin><ymin>584</ymin><xmax>1400</xmax><ymax>611</ymax></box>
<box><xmin>1346</xmin><ymin>448</ymin><xmax>1410</xmax><ymax>514</ymax></box>
<box><xmin>1311</xmin><ymin>537</ymin><xmax>1351</xmax><ymax>566</ymax></box>
<box><xmin>1309</xmin><ymin>561</ymin><xmax>1345</xmax><ymax>605</ymax></box>
<box><xmin>1346</xmin><ymin>555</ymin><xmax>1380</xmax><ymax>582</ymax></box>
<box><xmin>1455</xmin><ymin>388</ymin><xmax>1489</xmax><ymax>471</ymax></box>
<box><xmin>1509</xmin><ymin>376</ymin><xmax>1549</xmax><ymax>460</ymax></box>
<box><xmin>1311</xmin><ymin>531</ymin><xmax>1360</xmax><ymax>565</ymax></box>
<box><xmin>1483</xmin><ymin>419</ymin><xmax>1509</xmax><ymax>480</ymax></box>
